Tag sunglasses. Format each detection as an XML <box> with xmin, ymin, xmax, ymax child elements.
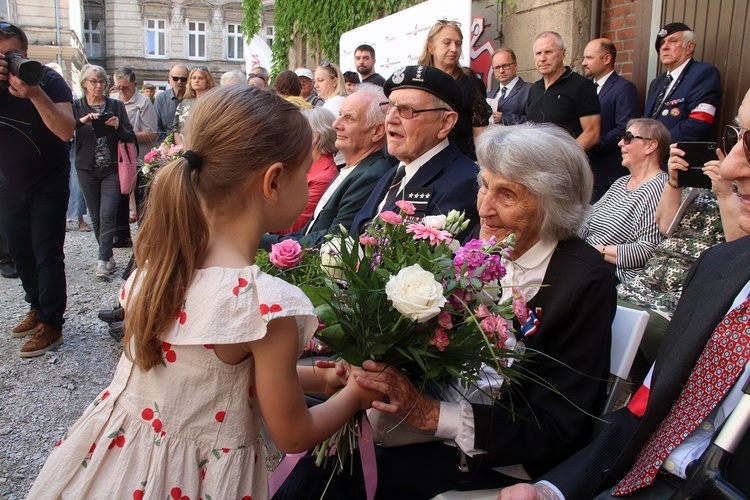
<box><xmin>191</xmin><ymin>66</ymin><xmax>208</xmax><ymax>71</ymax></box>
<box><xmin>724</xmin><ymin>125</ymin><xmax>750</xmax><ymax>164</ymax></box>
<box><xmin>321</xmin><ymin>60</ymin><xmax>332</xmax><ymax>68</ymax></box>
<box><xmin>437</xmin><ymin>19</ymin><xmax>462</xmax><ymax>29</ymax></box>
<box><xmin>170</xmin><ymin>75</ymin><xmax>188</xmax><ymax>82</ymax></box>
<box><xmin>622</xmin><ymin>131</ymin><xmax>653</xmax><ymax>145</ymax></box>
<box><xmin>0</xmin><ymin>21</ymin><xmax>21</xmax><ymax>36</ymax></box>
<box><xmin>379</xmin><ymin>101</ymin><xmax>450</xmax><ymax>119</ymax></box>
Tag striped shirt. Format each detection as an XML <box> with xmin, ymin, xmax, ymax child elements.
<box><xmin>579</xmin><ymin>172</ymin><xmax>668</xmax><ymax>283</ymax></box>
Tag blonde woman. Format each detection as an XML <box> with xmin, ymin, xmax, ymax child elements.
<box><xmin>314</xmin><ymin>61</ymin><xmax>347</xmax><ymax>116</ymax></box>
<box><xmin>173</xmin><ymin>66</ymin><xmax>216</xmax><ymax>145</ymax></box>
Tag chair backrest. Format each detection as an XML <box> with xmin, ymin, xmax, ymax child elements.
<box><xmin>602</xmin><ymin>305</ymin><xmax>650</xmax><ymax>414</ymax></box>
<box><xmin>610</xmin><ymin>306</ymin><xmax>650</xmax><ymax>379</ymax></box>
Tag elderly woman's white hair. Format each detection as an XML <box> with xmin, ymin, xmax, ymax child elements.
<box><xmin>475</xmin><ymin>123</ymin><xmax>592</xmax><ymax>242</ymax></box>
<box><xmin>220</xmin><ymin>70</ymin><xmax>247</xmax><ymax>86</ymax></box>
<box><xmin>304</xmin><ymin>107</ymin><xmax>338</xmax><ymax>155</ymax></box>
<box><xmin>79</xmin><ymin>64</ymin><xmax>107</xmax><ymax>94</ymax></box>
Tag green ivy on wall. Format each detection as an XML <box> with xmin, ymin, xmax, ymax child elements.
<box><xmin>241</xmin><ymin>0</ymin><xmax>263</xmax><ymax>42</ymax></box>
<box><xmin>244</xmin><ymin>0</ymin><xmax>423</xmax><ymax>75</ymax></box>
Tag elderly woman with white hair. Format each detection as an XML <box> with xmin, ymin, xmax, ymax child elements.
<box><xmin>73</xmin><ymin>64</ymin><xmax>134</xmax><ymax>281</ymax></box>
<box><xmin>275</xmin><ymin>107</ymin><xmax>338</xmax><ymax>235</ymax></box>
<box><xmin>274</xmin><ymin>123</ymin><xmax>618</xmax><ymax>499</ymax></box>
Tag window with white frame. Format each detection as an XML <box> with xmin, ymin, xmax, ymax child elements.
<box><xmin>146</xmin><ymin>19</ymin><xmax>167</xmax><ymax>57</ymax></box>
<box><xmin>187</xmin><ymin>21</ymin><xmax>207</xmax><ymax>59</ymax></box>
<box><xmin>84</xmin><ymin>19</ymin><xmax>102</xmax><ymax>58</ymax></box>
<box><xmin>227</xmin><ymin>23</ymin><xmax>244</xmax><ymax>60</ymax></box>
<box><xmin>266</xmin><ymin>26</ymin><xmax>275</xmax><ymax>47</ymax></box>
<box><xmin>0</xmin><ymin>0</ymin><xmax>9</xmax><ymax>21</ymax></box>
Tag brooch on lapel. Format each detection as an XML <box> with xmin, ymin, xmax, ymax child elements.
<box><xmin>520</xmin><ymin>307</ymin><xmax>542</xmax><ymax>337</ymax></box>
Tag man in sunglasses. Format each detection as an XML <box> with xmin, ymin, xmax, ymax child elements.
<box><xmin>645</xmin><ymin>22</ymin><xmax>721</xmax><ymax>143</ymax></box>
<box><xmin>153</xmin><ymin>63</ymin><xmax>188</xmax><ymax>142</ymax></box>
<box><xmin>498</xmin><ymin>89</ymin><xmax>750</xmax><ymax>500</ymax></box>
<box><xmin>0</xmin><ymin>22</ymin><xmax>75</xmax><ymax>357</ymax></box>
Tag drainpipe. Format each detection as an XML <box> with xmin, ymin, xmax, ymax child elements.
<box><xmin>591</xmin><ymin>0</ymin><xmax>602</xmax><ymax>39</ymax></box>
<box><xmin>55</xmin><ymin>0</ymin><xmax>62</xmax><ymax>66</ymax></box>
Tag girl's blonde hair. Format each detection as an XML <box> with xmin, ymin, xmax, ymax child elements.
<box><xmin>124</xmin><ymin>85</ymin><xmax>312</xmax><ymax>370</ymax></box>
<box><xmin>417</xmin><ymin>21</ymin><xmax>463</xmax><ymax>79</ymax></box>
<box><xmin>184</xmin><ymin>67</ymin><xmax>216</xmax><ymax>99</ymax></box>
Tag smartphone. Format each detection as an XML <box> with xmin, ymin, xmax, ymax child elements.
<box><xmin>96</xmin><ymin>112</ymin><xmax>114</xmax><ymax>122</ymax></box>
<box><xmin>675</xmin><ymin>141</ymin><xmax>718</xmax><ymax>189</ymax></box>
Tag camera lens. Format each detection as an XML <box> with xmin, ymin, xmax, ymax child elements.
<box><xmin>6</xmin><ymin>52</ymin><xmax>44</xmax><ymax>86</ymax></box>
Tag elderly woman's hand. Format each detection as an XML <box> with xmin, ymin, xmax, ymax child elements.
<box><xmin>667</xmin><ymin>143</ymin><xmax>689</xmax><ymax>187</ymax></box>
<box><xmin>355</xmin><ymin>360</ymin><xmax>441</xmax><ymax>432</ymax></box>
<box><xmin>703</xmin><ymin>148</ymin><xmax>731</xmax><ymax>196</ymax></box>
<box><xmin>104</xmin><ymin>115</ymin><xmax>119</xmax><ymax>129</ymax></box>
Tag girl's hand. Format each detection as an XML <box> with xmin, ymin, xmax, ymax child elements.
<box><xmin>703</xmin><ymin>149</ymin><xmax>731</xmax><ymax>196</ymax></box>
<box><xmin>668</xmin><ymin>144</ymin><xmax>689</xmax><ymax>186</ymax></box>
<box><xmin>105</xmin><ymin>115</ymin><xmax>119</xmax><ymax>129</ymax></box>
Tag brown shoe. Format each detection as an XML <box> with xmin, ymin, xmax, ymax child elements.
<box><xmin>11</xmin><ymin>309</ymin><xmax>39</xmax><ymax>338</ymax></box>
<box><xmin>19</xmin><ymin>323</ymin><xmax>63</xmax><ymax>358</ymax></box>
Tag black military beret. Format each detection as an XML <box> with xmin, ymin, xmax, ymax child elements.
<box><xmin>383</xmin><ymin>65</ymin><xmax>461</xmax><ymax>112</ymax></box>
<box><xmin>655</xmin><ymin>22</ymin><xmax>692</xmax><ymax>52</ymax></box>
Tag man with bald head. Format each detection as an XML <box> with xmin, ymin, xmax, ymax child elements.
<box><xmin>644</xmin><ymin>23</ymin><xmax>721</xmax><ymax>142</ymax></box>
<box><xmin>260</xmin><ymin>83</ymin><xmax>392</xmax><ymax>250</ymax></box>
<box><xmin>154</xmin><ymin>63</ymin><xmax>188</xmax><ymax>142</ymax></box>
<box><xmin>582</xmin><ymin>38</ymin><xmax>639</xmax><ymax>201</ymax></box>
<box><xmin>526</xmin><ymin>31</ymin><xmax>601</xmax><ymax>151</ymax></box>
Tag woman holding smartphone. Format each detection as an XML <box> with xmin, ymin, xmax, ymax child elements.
<box><xmin>74</xmin><ymin>64</ymin><xmax>135</xmax><ymax>281</ymax></box>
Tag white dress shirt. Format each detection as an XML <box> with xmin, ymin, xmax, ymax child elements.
<box><xmin>593</xmin><ymin>70</ymin><xmax>615</xmax><ymax>94</ymax></box>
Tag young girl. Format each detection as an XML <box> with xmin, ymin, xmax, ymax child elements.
<box><xmin>28</xmin><ymin>85</ymin><xmax>379</xmax><ymax>499</ymax></box>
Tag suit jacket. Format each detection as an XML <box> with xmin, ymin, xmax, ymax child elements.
<box><xmin>472</xmin><ymin>237</ymin><xmax>616</xmax><ymax>478</ymax></box>
<box><xmin>350</xmin><ymin>143</ymin><xmax>480</xmax><ymax>238</ymax></box>
<box><xmin>588</xmin><ymin>72</ymin><xmax>640</xmax><ymax>189</ymax></box>
<box><xmin>490</xmin><ymin>78</ymin><xmax>533</xmax><ymax>125</ymax></box>
<box><xmin>644</xmin><ymin>59</ymin><xmax>722</xmax><ymax>143</ymax></box>
<box><xmin>544</xmin><ymin>236</ymin><xmax>750</xmax><ymax>498</ymax></box>
<box><xmin>260</xmin><ymin>150</ymin><xmax>392</xmax><ymax>250</ymax></box>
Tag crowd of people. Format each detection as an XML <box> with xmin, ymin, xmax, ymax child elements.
<box><xmin>1</xmin><ymin>15</ymin><xmax>749</xmax><ymax>500</ymax></box>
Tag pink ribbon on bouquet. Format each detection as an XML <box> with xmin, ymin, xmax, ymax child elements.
<box><xmin>268</xmin><ymin>416</ymin><xmax>378</xmax><ymax>500</ymax></box>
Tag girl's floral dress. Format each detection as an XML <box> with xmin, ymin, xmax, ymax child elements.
<box><xmin>28</xmin><ymin>266</ymin><xmax>316</xmax><ymax>500</ymax></box>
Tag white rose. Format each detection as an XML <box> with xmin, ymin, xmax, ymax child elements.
<box><xmin>320</xmin><ymin>237</ymin><xmax>360</xmax><ymax>280</ymax></box>
<box><xmin>385</xmin><ymin>264</ymin><xmax>447</xmax><ymax>323</ymax></box>
<box><xmin>422</xmin><ymin>214</ymin><xmax>447</xmax><ymax>229</ymax></box>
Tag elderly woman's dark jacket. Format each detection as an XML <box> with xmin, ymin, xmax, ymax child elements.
<box><xmin>73</xmin><ymin>97</ymin><xmax>135</xmax><ymax>171</ymax></box>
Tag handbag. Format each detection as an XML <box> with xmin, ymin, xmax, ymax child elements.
<box><xmin>117</xmin><ymin>141</ymin><xmax>138</xmax><ymax>194</ymax></box>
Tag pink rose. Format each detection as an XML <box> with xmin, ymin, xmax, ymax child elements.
<box><xmin>378</xmin><ymin>210</ymin><xmax>403</xmax><ymax>226</ymax></box>
<box><xmin>429</xmin><ymin>328</ymin><xmax>450</xmax><ymax>352</ymax></box>
<box><xmin>395</xmin><ymin>200</ymin><xmax>416</xmax><ymax>215</ymax></box>
<box><xmin>269</xmin><ymin>240</ymin><xmax>304</xmax><ymax>269</ymax></box>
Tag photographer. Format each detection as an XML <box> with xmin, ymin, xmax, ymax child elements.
<box><xmin>0</xmin><ymin>22</ymin><xmax>75</xmax><ymax>357</ymax></box>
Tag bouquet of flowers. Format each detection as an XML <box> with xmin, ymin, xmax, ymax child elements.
<box><xmin>303</xmin><ymin>202</ymin><xmax>526</xmax><ymax>474</ymax></box>
<box><xmin>141</xmin><ymin>133</ymin><xmax>183</xmax><ymax>186</ymax></box>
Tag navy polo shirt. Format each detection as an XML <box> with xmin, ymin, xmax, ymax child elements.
<box><xmin>526</xmin><ymin>66</ymin><xmax>600</xmax><ymax>138</ymax></box>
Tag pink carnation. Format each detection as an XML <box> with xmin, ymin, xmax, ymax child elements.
<box><xmin>269</xmin><ymin>240</ymin><xmax>304</xmax><ymax>269</ymax></box>
<box><xmin>513</xmin><ymin>297</ymin><xmax>529</xmax><ymax>325</ymax></box>
<box><xmin>429</xmin><ymin>328</ymin><xmax>450</xmax><ymax>352</ymax></box>
<box><xmin>480</xmin><ymin>315</ymin><xmax>499</xmax><ymax>338</ymax></box>
<box><xmin>359</xmin><ymin>235</ymin><xmax>378</xmax><ymax>246</ymax></box>
<box><xmin>438</xmin><ymin>311</ymin><xmax>453</xmax><ymax>330</ymax></box>
<box><xmin>474</xmin><ymin>304</ymin><xmax>490</xmax><ymax>319</ymax></box>
<box><xmin>168</xmin><ymin>144</ymin><xmax>184</xmax><ymax>156</ymax></box>
<box><xmin>144</xmin><ymin>149</ymin><xmax>159</xmax><ymax>163</ymax></box>
<box><xmin>395</xmin><ymin>200</ymin><xmax>416</xmax><ymax>215</ymax></box>
<box><xmin>378</xmin><ymin>211</ymin><xmax>403</xmax><ymax>226</ymax></box>
<box><xmin>406</xmin><ymin>223</ymin><xmax>453</xmax><ymax>245</ymax></box>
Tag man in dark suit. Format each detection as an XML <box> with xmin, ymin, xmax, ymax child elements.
<box><xmin>489</xmin><ymin>48</ymin><xmax>532</xmax><ymax>125</ymax></box>
<box><xmin>350</xmin><ymin>65</ymin><xmax>480</xmax><ymax>237</ymax></box>
<box><xmin>644</xmin><ymin>23</ymin><xmax>721</xmax><ymax>143</ymax></box>
<box><xmin>260</xmin><ymin>85</ymin><xmax>392</xmax><ymax>250</ymax></box>
<box><xmin>582</xmin><ymin>38</ymin><xmax>640</xmax><ymax>202</ymax></box>
<box><xmin>499</xmin><ymin>90</ymin><xmax>750</xmax><ymax>498</ymax></box>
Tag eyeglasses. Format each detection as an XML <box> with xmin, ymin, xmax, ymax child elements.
<box><xmin>321</xmin><ymin>60</ymin><xmax>331</xmax><ymax>68</ymax></box>
<box><xmin>724</xmin><ymin>125</ymin><xmax>750</xmax><ymax>164</ymax></box>
<box><xmin>379</xmin><ymin>102</ymin><xmax>450</xmax><ymax>119</ymax></box>
<box><xmin>492</xmin><ymin>63</ymin><xmax>516</xmax><ymax>71</ymax></box>
<box><xmin>437</xmin><ymin>19</ymin><xmax>462</xmax><ymax>29</ymax></box>
<box><xmin>114</xmin><ymin>85</ymin><xmax>132</xmax><ymax>91</ymax></box>
<box><xmin>622</xmin><ymin>131</ymin><xmax>653</xmax><ymax>145</ymax></box>
<box><xmin>191</xmin><ymin>66</ymin><xmax>208</xmax><ymax>71</ymax></box>
<box><xmin>170</xmin><ymin>75</ymin><xmax>188</xmax><ymax>83</ymax></box>
<box><xmin>86</xmin><ymin>79</ymin><xmax>106</xmax><ymax>87</ymax></box>
<box><xmin>0</xmin><ymin>21</ymin><xmax>21</xmax><ymax>36</ymax></box>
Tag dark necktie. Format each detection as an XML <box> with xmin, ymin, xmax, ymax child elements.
<box><xmin>594</xmin><ymin>82</ymin><xmax>599</xmax><ymax>93</ymax></box>
<box><xmin>500</xmin><ymin>86</ymin><xmax>507</xmax><ymax>100</ymax></box>
<box><xmin>649</xmin><ymin>74</ymin><xmax>673</xmax><ymax>119</ymax></box>
<box><xmin>612</xmin><ymin>296</ymin><xmax>750</xmax><ymax>496</ymax></box>
<box><xmin>382</xmin><ymin>164</ymin><xmax>406</xmax><ymax>209</ymax></box>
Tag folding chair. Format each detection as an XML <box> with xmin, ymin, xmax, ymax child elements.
<box><xmin>603</xmin><ymin>306</ymin><xmax>649</xmax><ymax>414</ymax></box>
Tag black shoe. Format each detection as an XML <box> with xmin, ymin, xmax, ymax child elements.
<box><xmin>112</xmin><ymin>238</ymin><xmax>133</xmax><ymax>248</ymax></box>
<box><xmin>109</xmin><ymin>321</ymin><xmax>125</xmax><ymax>342</ymax></box>
<box><xmin>0</xmin><ymin>262</ymin><xmax>18</xmax><ymax>279</ymax></box>
<box><xmin>98</xmin><ymin>306</ymin><xmax>125</xmax><ymax>324</ymax></box>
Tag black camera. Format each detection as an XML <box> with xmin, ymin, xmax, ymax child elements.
<box><xmin>0</xmin><ymin>52</ymin><xmax>44</xmax><ymax>89</ymax></box>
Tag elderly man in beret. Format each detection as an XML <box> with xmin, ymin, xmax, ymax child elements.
<box><xmin>350</xmin><ymin>65</ymin><xmax>480</xmax><ymax>238</ymax></box>
<box><xmin>644</xmin><ymin>22</ymin><xmax>721</xmax><ymax>142</ymax></box>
